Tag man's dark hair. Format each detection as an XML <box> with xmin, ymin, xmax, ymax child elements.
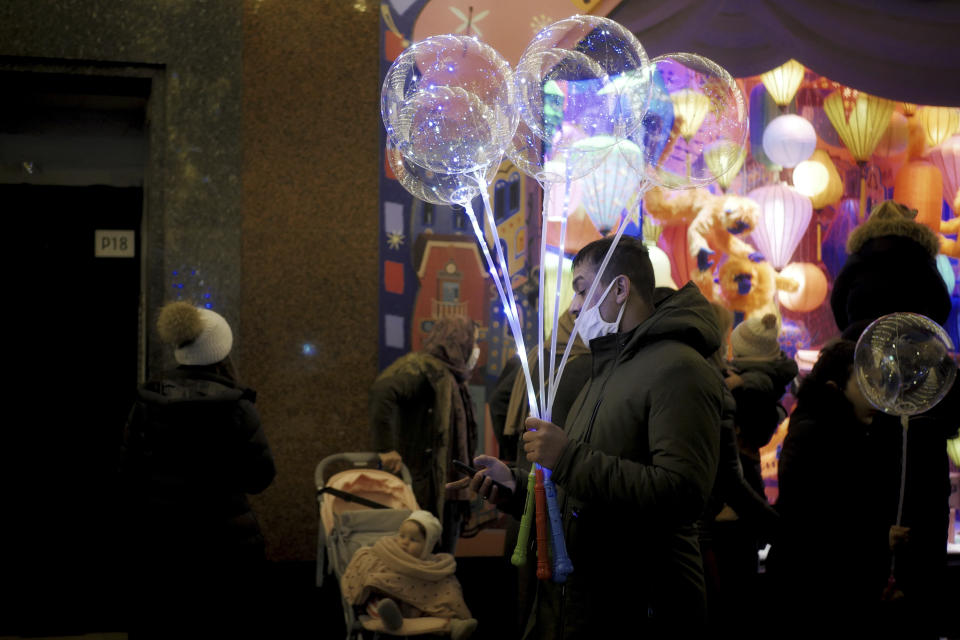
<box><xmin>799</xmin><ymin>339</ymin><xmax>856</xmax><ymax>399</ymax></box>
<box><xmin>572</xmin><ymin>236</ymin><xmax>655</xmax><ymax>304</ymax></box>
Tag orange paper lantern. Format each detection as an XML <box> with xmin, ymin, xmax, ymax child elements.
<box><xmin>778</xmin><ymin>262</ymin><xmax>828</xmax><ymax>312</ymax></box>
<box><xmin>893</xmin><ymin>160</ymin><xmax>943</xmax><ymax>233</ymax></box>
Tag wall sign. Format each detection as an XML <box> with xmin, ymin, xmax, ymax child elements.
<box><xmin>95</xmin><ymin>230</ymin><xmax>135</xmax><ymax>258</ymax></box>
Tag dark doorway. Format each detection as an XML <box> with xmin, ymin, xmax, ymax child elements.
<box><xmin>1</xmin><ymin>70</ymin><xmax>149</xmax><ymax>634</ymax></box>
<box><xmin>4</xmin><ymin>184</ymin><xmax>143</xmax><ymax>632</ymax></box>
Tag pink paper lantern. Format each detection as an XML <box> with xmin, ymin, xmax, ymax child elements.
<box><xmin>748</xmin><ymin>183</ymin><xmax>813</xmax><ymax>269</ymax></box>
<box><xmin>927</xmin><ymin>134</ymin><xmax>959</xmax><ymax>209</ymax></box>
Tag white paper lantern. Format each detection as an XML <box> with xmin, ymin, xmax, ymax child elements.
<box><xmin>762</xmin><ymin>114</ymin><xmax>817</xmax><ymax>168</ymax></box>
<box><xmin>792</xmin><ymin>161</ymin><xmax>829</xmax><ymax>199</ymax></box>
<box><xmin>748</xmin><ymin>183</ymin><xmax>813</xmax><ymax>269</ymax></box>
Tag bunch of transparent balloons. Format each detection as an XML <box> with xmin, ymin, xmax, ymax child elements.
<box><xmin>381</xmin><ymin>14</ymin><xmax>749</xmax><ymax>583</ymax></box>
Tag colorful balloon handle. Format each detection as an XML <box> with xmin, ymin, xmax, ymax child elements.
<box><xmin>534</xmin><ymin>467</ymin><xmax>551</xmax><ymax>580</ymax></box>
<box><xmin>510</xmin><ymin>469</ymin><xmax>536</xmax><ymax>567</ymax></box>
<box><xmin>543</xmin><ymin>470</ymin><xmax>573</xmax><ymax>582</ymax></box>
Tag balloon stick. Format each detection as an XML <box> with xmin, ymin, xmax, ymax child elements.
<box><xmin>548</xmin><ymin>184</ymin><xmax>648</xmax><ymax>415</ymax></box>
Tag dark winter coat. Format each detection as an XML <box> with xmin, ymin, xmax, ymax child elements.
<box><xmin>768</xmin><ymin>382</ymin><xmax>891</xmax><ymax>633</ymax></box>
<box><xmin>121</xmin><ymin>367</ymin><xmax>276</xmax><ymax>561</ymax></box>
<box><xmin>702</xmin><ymin>383</ymin><xmax>779</xmax><ymax>535</ymax></box>
<box><xmin>728</xmin><ymin>353</ymin><xmax>797</xmax><ymax>451</ymax></box>
<box><xmin>369</xmin><ymin>352</ymin><xmax>476</xmax><ymax>520</ymax></box>
<box><xmin>517</xmin><ymin>282</ymin><xmax>723</xmax><ymax>639</ymax></box>
<box><xmin>868</xmin><ymin>374</ymin><xmax>960</xmax><ymax>636</ymax></box>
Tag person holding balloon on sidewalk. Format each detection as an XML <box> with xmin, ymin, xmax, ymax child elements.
<box><xmin>449</xmin><ymin>236</ymin><xmax>724</xmax><ymax>639</ymax></box>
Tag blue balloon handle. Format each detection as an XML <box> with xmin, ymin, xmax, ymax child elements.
<box><xmin>542</xmin><ymin>470</ymin><xmax>573</xmax><ymax>582</ymax></box>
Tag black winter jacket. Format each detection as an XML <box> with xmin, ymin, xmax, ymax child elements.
<box><xmin>121</xmin><ymin>368</ymin><xmax>275</xmax><ymax>559</ymax></box>
<box><xmin>515</xmin><ymin>282</ymin><xmax>723</xmax><ymax>639</ymax></box>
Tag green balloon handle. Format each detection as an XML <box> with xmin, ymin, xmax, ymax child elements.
<box><xmin>511</xmin><ymin>469</ymin><xmax>537</xmax><ymax>566</ymax></box>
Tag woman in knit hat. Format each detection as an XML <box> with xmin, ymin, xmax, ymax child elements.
<box><xmin>830</xmin><ymin>199</ymin><xmax>951</xmax><ymax>336</ymax></box>
<box><xmin>120</xmin><ymin>302</ymin><xmax>276</xmax><ymax>638</ymax></box>
<box><xmin>725</xmin><ymin>313</ymin><xmax>798</xmax><ymax>497</ymax></box>
<box><xmin>828</xmin><ymin>200</ymin><xmax>959</xmax><ymax>637</ymax></box>
<box><xmin>341</xmin><ymin>510</ymin><xmax>478</xmax><ymax>639</ymax></box>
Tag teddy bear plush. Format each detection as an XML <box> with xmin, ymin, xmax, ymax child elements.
<box><xmin>645</xmin><ymin>186</ymin><xmax>766</xmax><ymax>302</ymax></box>
<box><xmin>717</xmin><ymin>253</ymin><xmax>799</xmax><ymax>319</ymax></box>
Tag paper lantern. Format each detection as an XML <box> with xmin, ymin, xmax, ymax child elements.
<box><xmin>917</xmin><ymin>106</ymin><xmax>960</xmax><ymax>148</ymax></box>
<box><xmin>893</xmin><ymin>160</ymin><xmax>943</xmax><ymax>232</ymax></box>
<box><xmin>794</xmin><ymin>149</ymin><xmax>843</xmax><ymax>210</ymax></box>
<box><xmin>824</xmin><ymin>90</ymin><xmax>894</xmax><ymax>219</ymax></box>
<box><xmin>875</xmin><ymin>111</ymin><xmax>909</xmax><ymax>157</ymax></box>
<box><xmin>762</xmin><ymin>114</ymin><xmax>817</xmax><ymax>168</ymax></box>
<box><xmin>823</xmin><ymin>91</ymin><xmax>894</xmax><ymax>162</ymax></box>
<box><xmin>671</xmin><ymin>89</ymin><xmax>710</xmax><ymax>142</ymax></box>
<box><xmin>778</xmin><ymin>262</ymin><xmax>828</xmax><ymax>312</ymax></box>
<box><xmin>704</xmin><ymin>140</ymin><xmax>746</xmax><ymax>191</ymax></box>
<box><xmin>577</xmin><ymin>136</ymin><xmax>644</xmax><ymax>234</ymax></box>
<box><xmin>927</xmin><ymin>135</ymin><xmax>960</xmax><ymax>208</ymax></box>
<box><xmin>793</xmin><ymin>161</ymin><xmax>827</xmax><ymax>196</ymax></box>
<box><xmin>748</xmin><ymin>183</ymin><xmax>814</xmax><ymax>269</ymax></box>
<box><xmin>759</xmin><ymin>59</ymin><xmax>805</xmax><ymax>108</ymax></box>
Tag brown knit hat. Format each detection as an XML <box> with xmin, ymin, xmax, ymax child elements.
<box><xmin>730</xmin><ymin>313</ymin><xmax>781</xmax><ymax>360</ymax></box>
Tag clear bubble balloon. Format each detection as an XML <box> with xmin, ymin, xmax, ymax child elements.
<box><xmin>615</xmin><ymin>64</ymin><xmax>673</xmax><ymax>183</ymax></box>
<box><xmin>387</xmin><ymin>138</ymin><xmax>499</xmax><ymax>205</ymax></box>
<box><xmin>381</xmin><ymin>35</ymin><xmax>519</xmax><ymax>175</ymax></box>
<box><xmin>854</xmin><ymin>312</ymin><xmax>957</xmax><ymax>416</ymax></box>
<box><xmin>506</xmin><ymin>118</ymin><xmax>610</xmax><ymax>184</ymax></box>
<box><xmin>632</xmin><ymin>52</ymin><xmax>748</xmax><ymax>189</ymax></box>
<box><xmin>515</xmin><ymin>15</ymin><xmax>652</xmax><ymax>146</ymax></box>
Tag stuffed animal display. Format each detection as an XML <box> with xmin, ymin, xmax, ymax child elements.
<box><xmin>645</xmin><ymin>186</ymin><xmax>794</xmax><ymax>317</ymax></box>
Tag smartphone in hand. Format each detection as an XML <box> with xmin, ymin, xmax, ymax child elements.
<box><xmin>452</xmin><ymin>459</ymin><xmax>513</xmax><ymax>500</ymax></box>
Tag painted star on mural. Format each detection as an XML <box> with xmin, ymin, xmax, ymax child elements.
<box><xmin>386</xmin><ymin>231</ymin><xmax>405</xmax><ymax>250</ymax></box>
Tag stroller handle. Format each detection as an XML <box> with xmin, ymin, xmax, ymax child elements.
<box><xmin>314</xmin><ymin>451</ymin><xmax>413</xmax><ymax>488</ymax></box>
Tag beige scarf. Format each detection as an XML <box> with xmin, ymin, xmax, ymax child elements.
<box><xmin>341</xmin><ymin>536</ymin><xmax>470</xmax><ymax>619</ymax></box>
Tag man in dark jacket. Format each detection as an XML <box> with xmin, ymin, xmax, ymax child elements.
<box><xmin>454</xmin><ymin>236</ymin><xmax>723</xmax><ymax>639</ymax></box>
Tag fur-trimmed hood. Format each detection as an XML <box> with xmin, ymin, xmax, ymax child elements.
<box><xmin>846</xmin><ymin>200</ymin><xmax>939</xmax><ymax>258</ymax></box>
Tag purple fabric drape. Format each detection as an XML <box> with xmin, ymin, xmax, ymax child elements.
<box><xmin>609</xmin><ymin>0</ymin><xmax>960</xmax><ymax>106</ymax></box>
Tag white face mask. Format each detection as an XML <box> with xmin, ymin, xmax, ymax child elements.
<box><xmin>466</xmin><ymin>345</ymin><xmax>481</xmax><ymax>370</ymax></box>
<box><xmin>577</xmin><ymin>276</ymin><xmax>627</xmax><ymax>344</ymax></box>
<box><xmin>577</xmin><ymin>276</ymin><xmax>627</xmax><ymax>343</ymax></box>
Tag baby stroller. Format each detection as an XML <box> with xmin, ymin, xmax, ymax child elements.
<box><xmin>315</xmin><ymin>452</ymin><xmax>458</xmax><ymax>639</ymax></box>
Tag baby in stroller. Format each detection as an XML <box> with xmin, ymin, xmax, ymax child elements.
<box><xmin>340</xmin><ymin>510</ymin><xmax>478</xmax><ymax>639</ymax></box>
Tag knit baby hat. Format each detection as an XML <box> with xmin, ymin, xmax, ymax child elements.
<box><xmin>157</xmin><ymin>301</ymin><xmax>233</xmax><ymax>366</ymax></box>
<box><xmin>404</xmin><ymin>510</ymin><xmax>442</xmax><ymax>558</ymax></box>
<box><xmin>730</xmin><ymin>313</ymin><xmax>781</xmax><ymax>360</ymax></box>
